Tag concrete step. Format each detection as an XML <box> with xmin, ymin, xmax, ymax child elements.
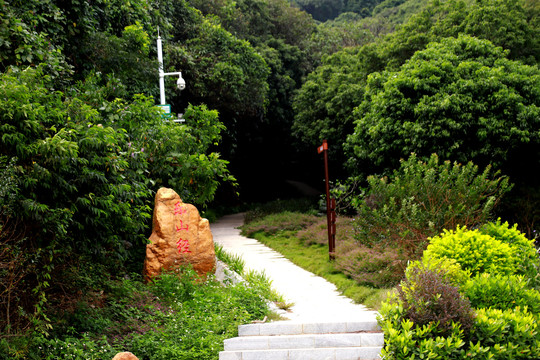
<box><xmin>220</xmin><ymin>321</ymin><xmax>383</xmax><ymax>360</ymax></box>
<box><xmin>219</xmin><ymin>346</ymin><xmax>383</xmax><ymax>360</ymax></box>
<box><xmin>238</xmin><ymin>321</ymin><xmax>381</xmax><ymax>337</ymax></box>
<box><xmin>224</xmin><ymin>332</ymin><xmax>383</xmax><ymax>351</ymax></box>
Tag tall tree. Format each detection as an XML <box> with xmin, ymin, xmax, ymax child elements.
<box><xmin>346</xmin><ymin>35</ymin><xmax>540</xmax><ymax>180</ymax></box>
<box><xmin>293</xmin><ymin>0</ymin><xmax>539</xmax><ymax>175</ymax></box>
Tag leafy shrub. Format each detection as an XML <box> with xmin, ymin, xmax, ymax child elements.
<box><xmin>379</xmin><ymin>259</ymin><xmax>540</xmax><ymax>360</ymax></box>
<box><xmin>471</xmin><ymin>307</ymin><xmax>540</xmax><ymax>359</ymax></box>
<box><xmin>380</xmin><ymin>317</ymin><xmax>467</xmax><ymax>359</ymax></box>
<box><xmin>346</xmin><ymin>35</ymin><xmax>540</xmax><ymax>180</ymax></box>
<box><xmin>464</xmin><ymin>273</ymin><xmax>540</xmax><ymax>313</ymax></box>
<box><xmin>243</xmin><ymin>269</ymin><xmax>285</xmax><ymax>305</ymax></box>
<box><xmin>398</xmin><ymin>264</ymin><xmax>475</xmax><ymax>337</ymax></box>
<box><xmin>378</xmin><ymin>293</ymin><xmax>468</xmax><ymax>359</ymax></box>
<box><xmin>479</xmin><ymin>219</ymin><xmax>540</xmax><ymax>288</ymax></box>
<box><xmin>0</xmin><ymin>66</ymin><xmax>235</xmax><ymax>335</ymax></box>
<box><xmin>424</xmin><ymin>226</ymin><xmax>516</xmax><ymax>276</ymax></box>
<box><xmin>380</xmin><ymin>217</ymin><xmax>540</xmax><ymax>360</ymax></box>
<box><xmin>353</xmin><ymin>153</ymin><xmax>510</xmax><ymax>257</ymax></box>
<box><xmin>0</xmin><ymin>67</ymin><xmax>152</xmax><ymax>332</ymax></box>
<box><xmin>408</xmin><ymin>257</ymin><xmax>471</xmax><ymax>289</ymax></box>
<box><xmin>347</xmin><ymin>153</ymin><xmax>509</xmax><ymax>287</ymax></box>
<box><xmin>380</xmin><ymin>291</ymin><xmax>540</xmax><ymax>360</ymax></box>
<box><xmin>215</xmin><ymin>244</ymin><xmax>245</xmax><ymax>275</ymax></box>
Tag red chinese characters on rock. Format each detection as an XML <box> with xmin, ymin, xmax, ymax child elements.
<box><xmin>174</xmin><ymin>202</ymin><xmax>191</xmax><ymax>254</ymax></box>
<box><xmin>174</xmin><ymin>202</ymin><xmax>187</xmax><ymax>215</ymax></box>
<box><xmin>144</xmin><ymin>188</ymin><xmax>216</xmax><ymax>281</ymax></box>
<box><xmin>176</xmin><ymin>238</ymin><xmax>191</xmax><ymax>253</ymax></box>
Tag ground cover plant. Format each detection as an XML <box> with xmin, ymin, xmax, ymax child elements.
<box><xmin>215</xmin><ymin>243</ymin><xmax>290</xmax><ymax>311</ymax></box>
<box><xmin>0</xmin><ymin>265</ymin><xmax>274</xmax><ymax>360</ymax></box>
<box><xmin>379</xmin><ymin>221</ymin><xmax>540</xmax><ymax>359</ymax></box>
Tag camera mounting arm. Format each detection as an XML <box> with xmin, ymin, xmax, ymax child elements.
<box><xmin>157</xmin><ymin>34</ymin><xmax>185</xmax><ymax>105</ymax></box>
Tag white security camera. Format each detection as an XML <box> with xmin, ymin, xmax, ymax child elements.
<box><xmin>177</xmin><ymin>73</ymin><xmax>186</xmax><ymax>91</ymax></box>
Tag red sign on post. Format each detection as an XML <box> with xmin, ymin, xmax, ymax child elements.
<box><xmin>317</xmin><ymin>141</ymin><xmax>328</xmax><ymax>154</ymax></box>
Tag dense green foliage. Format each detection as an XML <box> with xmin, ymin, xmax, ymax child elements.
<box><xmin>379</xmin><ymin>221</ymin><xmax>540</xmax><ymax>359</ymax></box>
<box><xmin>292</xmin><ymin>0</ymin><xmax>386</xmax><ymax>21</ymax></box>
<box><xmin>346</xmin><ymin>35</ymin><xmax>540</xmax><ymax>177</ymax></box>
<box><xmin>479</xmin><ymin>220</ymin><xmax>540</xmax><ymax>287</ymax></box>
<box><xmin>2</xmin><ymin>0</ymin><xmax>540</xmax><ymax>355</ymax></box>
<box><xmin>338</xmin><ymin>153</ymin><xmax>509</xmax><ymax>287</ymax></box>
<box><xmin>424</xmin><ymin>227</ymin><xmax>517</xmax><ymax>276</ymax></box>
<box><xmin>295</xmin><ymin>0</ymin><xmax>540</xmax><ymax>144</ymax></box>
<box><xmin>293</xmin><ymin>0</ymin><xmax>540</xmax><ymax>231</ymax></box>
<box><xmin>425</xmin><ymin>223</ymin><xmax>540</xmax><ymax>280</ymax></box>
<box><xmin>354</xmin><ymin>154</ymin><xmax>509</xmax><ymax>251</ymax></box>
<box><xmin>1</xmin><ymin>0</ymin><xmax>321</xmax><ymax>348</ymax></box>
<box><xmin>0</xmin><ymin>268</ymin><xmax>273</xmax><ymax>360</ymax></box>
<box><xmin>0</xmin><ymin>66</ymin><xmax>233</xmax><ymax>335</ymax></box>
<box><xmin>463</xmin><ymin>273</ymin><xmax>540</xmax><ymax>313</ymax></box>
<box><xmin>292</xmin><ymin>47</ymin><xmax>367</xmax><ymax>168</ymax></box>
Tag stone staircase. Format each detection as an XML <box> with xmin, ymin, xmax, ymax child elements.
<box><xmin>219</xmin><ymin>320</ymin><xmax>383</xmax><ymax>360</ymax></box>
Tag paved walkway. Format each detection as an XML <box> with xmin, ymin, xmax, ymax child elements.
<box><xmin>210</xmin><ymin>213</ymin><xmax>379</xmax><ymax>323</ymax></box>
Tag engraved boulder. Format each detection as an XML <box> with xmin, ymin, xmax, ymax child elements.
<box><xmin>112</xmin><ymin>352</ymin><xmax>139</xmax><ymax>360</ymax></box>
<box><xmin>143</xmin><ymin>187</ymin><xmax>215</xmax><ymax>281</ymax></box>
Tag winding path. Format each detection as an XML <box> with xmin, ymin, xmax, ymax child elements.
<box><xmin>210</xmin><ymin>213</ymin><xmax>379</xmax><ymax>323</ymax></box>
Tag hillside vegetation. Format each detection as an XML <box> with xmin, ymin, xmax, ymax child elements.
<box><xmin>1</xmin><ymin>0</ymin><xmax>539</xmax><ymax>357</ymax></box>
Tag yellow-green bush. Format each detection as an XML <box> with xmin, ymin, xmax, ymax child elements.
<box><xmin>407</xmin><ymin>257</ymin><xmax>471</xmax><ymax>288</ymax></box>
<box><xmin>424</xmin><ymin>227</ymin><xmax>516</xmax><ymax>276</ymax></box>
<box><xmin>471</xmin><ymin>307</ymin><xmax>540</xmax><ymax>359</ymax></box>
<box><xmin>463</xmin><ymin>273</ymin><xmax>540</xmax><ymax>313</ymax></box>
<box><xmin>379</xmin><ymin>220</ymin><xmax>540</xmax><ymax>359</ymax></box>
<box><xmin>479</xmin><ymin>220</ymin><xmax>540</xmax><ymax>288</ymax></box>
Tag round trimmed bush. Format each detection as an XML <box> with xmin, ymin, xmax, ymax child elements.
<box><xmin>479</xmin><ymin>220</ymin><xmax>540</xmax><ymax>288</ymax></box>
<box><xmin>424</xmin><ymin>226</ymin><xmax>516</xmax><ymax>276</ymax></box>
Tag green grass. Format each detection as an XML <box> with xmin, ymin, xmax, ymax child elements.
<box><xmin>215</xmin><ymin>243</ymin><xmax>291</xmax><ymax>316</ymax></box>
<box><xmin>215</xmin><ymin>244</ymin><xmax>246</xmax><ymax>274</ymax></box>
<box><xmin>1</xmin><ymin>268</ymin><xmax>275</xmax><ymax>360</ymax></box>
<box><xmin>240</xmin><ymin>202</ymin><xmax>394</xmax><ymax>310</ymax></box>
<box><xmin>245</xmin><ymin>228</ymin><xmax>392</xmax><ymax>310</ymax></box>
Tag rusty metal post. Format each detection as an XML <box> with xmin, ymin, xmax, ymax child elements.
<box><xmin>330</xmin><ymin>198</ymin><xmax>336</xmax><ymax>258</ymax></box>
<box><xmin>318</xmin><ymin>140</ymin><xmax>336</xmax><ymax>260</ymax></box>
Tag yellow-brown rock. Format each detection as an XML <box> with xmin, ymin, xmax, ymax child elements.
<box><xmin>112</xmin><ymin>352</ymin><xmax>139</xmax><ymax>360</ymax></box>
<box><xmin>143</xmin><ymin>187</ymin><xmax>215</xmax><ymax>281</ymax></box>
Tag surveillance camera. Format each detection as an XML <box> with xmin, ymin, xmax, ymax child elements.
<box><xmin>177</xmin><ymin>73</ymin><xmax>186</xmax><ymax>91</ymax></box>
